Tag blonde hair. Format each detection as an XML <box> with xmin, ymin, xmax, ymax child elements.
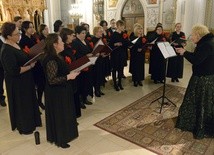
<box><xmin>192</xmin><ymin>24</ymin><xmax>209</xmax><ymax>38</ymax></box>
<box><xmin>134</xmin><ymin>24</ymin><xmax>143</xmax><ymax>36</ymax></box>
<box><xmin>133</xmin><ymin>23</ymin><xmax>141</xmax><ymax>29</ymax></box>
<box><xmin>93</xmin><ymin>26</ymin><xmax>102</xmax><ymax>35</ymax></box>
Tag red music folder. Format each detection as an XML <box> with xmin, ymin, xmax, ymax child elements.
<box><xmin>101</xmin><ymin>44</ymin><xmax>112</xmax><ymax>55</ymax></box>
<box><xmin>29</xmin><ymin>39</ymin><xmax>45</xmax><ymax>58</ymax></box>
<box><xmin>92</xmin><ymin>39</ymin><xmax>112</xmax><ymax>55</ymax></box>
<box><xmin>23</xmin><ymin>52</ymin><xmax>44</xmax><ymax>66</ymax></box>
<box><xmin>92</xmin><ymin>39</ymin><xmax>105</xmax><ymax>55</ymax></box>
<box><xmin>68</xmin><ymin>55</ymin><xmax>90</xmax><ymax>71</ymax></box>
<box><xmin>70</xmin><ymin>56</ymin><xmax>98</xmax><ymax>72</ymax></box>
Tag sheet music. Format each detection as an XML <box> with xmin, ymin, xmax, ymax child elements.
<box><xmin>157</xmin><ymin>42</ymin><xmax>176</xmax><ymax>59</ymax></box>
<box><xmin>164</xmin><ymin>42</ymin><xmax>176</xmax><ymax>57</ymax></box>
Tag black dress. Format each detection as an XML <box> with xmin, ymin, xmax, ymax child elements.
<box><xmin>0</xmin><ymin>39</ymin><xmax>5</xmax><ymax>103</ymax></box>
<box><xmin>176</xmin><ymin>33</ymin><xmax>214</xmax><ymax>139</ymax></box>
<box><xmin>0</xmin><ymin>44</ymin><xmax>41</xmax><ymax>133</ymax></box>
<box><xmin>91</xmin><ymin>36</ymin><xmax>106</xmax><ymax>90</ymax></box>
<box><xmin>60</xmin><ymin>44</ymin><xmax>81</xmax><ymax>118</ymax></box>
<box><xmin>72</xmin><ymin>38</ymin><xmax>93</xmax><ymax>100</ymax></box>
<box><xmin>167</xmin><ymin>31</ymin><xmax>185</xmax><ymax>79</ymax></box>
<box><xmin>149</xmin><ymin>34</ymin><xmax>167</xmax><ymax>82</ymax></box>
<box><xmin>43</xmin><ymin>55</ymin><xmax>78</xmax><ymax>146</ymax></box>
<box><xmin>129</xmin><ymin>35</ymin><xmax>147</xmax><ymax>83</ymax></box>
<box><xmin>19</xmin><ymin>34</ymin><xmax>45</xmax><ymax>106</ymax></box>
<box><xmin>102</xmin><ymin>33</ymin><xmax>111</xmax><ymax>77</ymax></box>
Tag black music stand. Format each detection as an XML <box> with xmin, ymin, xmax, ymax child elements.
<box><xmin>150</xmin><ymin>42</ymin><xmax>177</xmax><ymax>113</ymax></box>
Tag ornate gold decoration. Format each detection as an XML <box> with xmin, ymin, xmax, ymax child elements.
<box><xmin>0</xmin><ymin>0</ymin><xmax>46</xmax><ymax>28</ymax></box>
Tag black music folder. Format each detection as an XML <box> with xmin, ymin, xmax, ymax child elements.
<box><xmin>173</xmin><ymin>37</ymin><xmax>187</xmax><ymax>45</ymax></box>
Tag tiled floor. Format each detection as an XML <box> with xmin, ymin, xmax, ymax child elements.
<box><xmin>0</xmin><ymin>61</ymin><xmax>192</xmax><ymax>155</ymax></box>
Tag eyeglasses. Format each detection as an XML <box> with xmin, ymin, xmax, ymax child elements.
<box><xmin>12</xmin><ymin>32</ymin><xmax>21</xmax><ymax>36</ymax></box>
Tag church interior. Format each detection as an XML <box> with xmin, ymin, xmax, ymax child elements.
<box><xmin>0</xmin><ymin>0</ymin><xmax>214</xmax><ymax>154</ymax></box>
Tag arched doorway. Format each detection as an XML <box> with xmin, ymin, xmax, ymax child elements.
<box><xmin>121</xmin><ymin>0</ymin><xmax>144</xmax><ymax>35</ymax></box>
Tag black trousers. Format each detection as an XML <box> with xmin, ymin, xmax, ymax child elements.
<box><xmin>0</xmin><ymin>67</ymin><xmax>5</xmax><ymax>101</ymax></box>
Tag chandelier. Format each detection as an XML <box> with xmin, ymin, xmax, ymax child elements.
<box><xmin>69</xmin><ymin>3</ymin><xmax>83</xmax><ymax>20</ymax></box>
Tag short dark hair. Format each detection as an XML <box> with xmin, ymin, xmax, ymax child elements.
<box><xmin>44</xmin><ymin>33</ymin><xmax>59</xmax><ymax>56</ymax></box>
<box><xmin>75</xmin><ymin>25</ymin><xmax>86</xmax><ymax>34</ymax></box>
<box><xmin>1</xmin><ymin>22</ymin><xmax>16</xmax><ymax>39</ymax></box>
<box><xmin>100</xmin><ymin>20</ymin><xmax>108</xmax><ymax>27</ymax></box>
<box><xmin>156</xmin><ymin>23</ymin><xmax>162</xmax><ymax>27</ymax></box>
<box><xmin>53</xmin><ymin>20</ymin><xmax>63</xmax><ymax>32</ymax></box>
<box><xmin>110</xmin><ymin>19</ymin><xmax>115</xmax><ymax>23</ymax></box>
<box><xmin>13</xmin><ymin>16</ymin><xmax>22</xmax><ymax>22</ymax></box>
<box><xmin>155</xmin><ymin>25</ymin><xmax>163</xmax><ymax>31</ymax></box>
<box><xmin>60</xmin><ymin>28</ymin><xmax>74</xmax><ymax>43</ymax></box>
<box><xmin>81</xmin><ymin>23</ymin><xmax>89</xmax><ymax>28</ymax></box>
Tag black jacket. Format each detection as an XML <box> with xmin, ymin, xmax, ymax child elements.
<box><xmin>184</xmin><ymin>33</ymin><xmax>214</xmax><ymax>76</ymax></box>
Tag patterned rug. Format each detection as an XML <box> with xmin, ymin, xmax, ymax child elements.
<box><xmin>94</xmin><ymin>85</ymin><xmax>214</xmax><ymax>155</ymax></box>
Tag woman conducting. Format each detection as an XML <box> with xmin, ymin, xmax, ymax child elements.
<box><xmin>176</xmin><ymin>24</ymin><xmax>214</xmax><ymax>139</ymax></box>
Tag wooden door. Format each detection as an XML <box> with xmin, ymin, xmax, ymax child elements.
<box><xmin>123</xmin><ymin>17</ymin><xmax>134</xmax><ymax>35</ymax></box>
<box><xmin>123</xmin><ymin>17</ymin><xmax>144</xmax><ymax>34</ymax></box>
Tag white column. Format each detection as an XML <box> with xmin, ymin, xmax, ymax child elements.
<box><xmin>175</xmin><ymin>0</ymin><xmax>185</xmax><ymax>24</ymax></box>
<box><xmin>45</xmin><ymin>0</ymin><xmax>61</xmax><ymax>33</ymax></box>
<box><xmin>79</xmin><ymin>0</ymin><xmax>93</xmax><ymax>33</ymax></box>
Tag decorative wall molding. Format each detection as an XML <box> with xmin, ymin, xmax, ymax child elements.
<box><xmin>106</xmin><ymin>10</ymin><xmax>116</xmax><ymax>22</ymax></box>
<box><xmin>147</xmin><ymin>7</ymin><xmax>159</xmax><ymax>27</ymax></box>
<box><xmin>105</xmin><ymin>0</ymin><xmax>160</xmax><ymax>32</ymax></box>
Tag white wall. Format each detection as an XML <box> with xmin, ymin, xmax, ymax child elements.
<box><xmin>182</xmin><ymin>0</ymin><xmax>206</xmax><ymax>36</ymax></box>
